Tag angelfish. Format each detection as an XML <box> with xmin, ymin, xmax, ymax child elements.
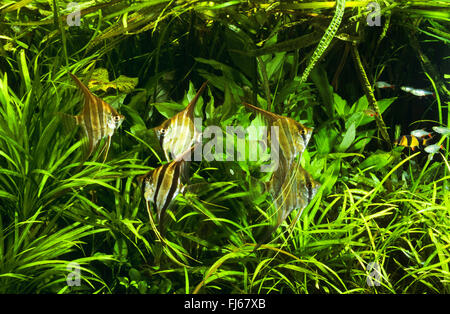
<box><xmin>255</xmin><ymin>163</ymin><xmax>321</xmax><ymax>251</ymax></box>
<box><xmin>242</xmin><ymin>102</ymin><xmax>313</xmax><ymax>167</ymax></box>
<box><xmin>139</xmin><ymin>145</ymin><xmax>195</xmax><ymax>233</ymax></box>
<box><xmin>154</xmin><ymin>81</ymin><xmax>208</xmax><ymax>161</ymax></box>
<box><xmin>269</xmin><ymin>165</ymin><xmax>321</xmax><ymax>227</ymax></box>
<box><xmin>241</xmin><ymin>102</ymin><xmax>318</xmax><ymax>249</ymax></box>
<box><xmin>243</xmin><ymin>102</ymin><xmax>313</xmax><ymax>197</ymax></box>
<box><xmin>65</xmin><ymin>72</ymin><xmax>125</xmax><ymax>161</ymax></box>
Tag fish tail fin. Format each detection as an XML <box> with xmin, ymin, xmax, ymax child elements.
<box><xmin>57</xmin><ymin>112</ymin><xmax>90</xmax><ymax>171</ymax></box>
<box><xmin>185</xmin><ymin>81</ymin><xmax>208</xmax><ymax>117</ymax></box>
<box><xmin>57</xmin><ymin>112</ymin><xmax>79</xmax><ymax>135</ymax></box>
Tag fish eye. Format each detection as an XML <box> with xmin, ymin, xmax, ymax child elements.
<box><xmin>114</xmin><ymin>115</ymin><xmax>121</xmax><ymax>121</ymax></box>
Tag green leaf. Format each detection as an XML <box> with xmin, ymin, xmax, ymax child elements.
<box><xmin>266</xmin><ymin>52</ymin><xmax>286</xmax><ymax>80</ymax></box>
<box><xmin>358</xmin><ymin>150</ymin><xmax>398</xmax><ymax>171</ymax></box>
<box><xmin>311</xmin><ymin>65</ymin><xmax>334</xmax><ymax>112</ymax></box>
<box><xmin>87</xmin><ymin>68</ymin><xmax>138</xmax><ymax>93</ymax></box>
<box><xmin>138</xmin><ymin>281</ymin><xmax>148</xmax><ymax>294</ymax></box>
<box><xmin>113</xmin><ymin>238</ymin><xmax>128</xmax><ymax>263</ymax></box>
<box><xmin>316</xmin><ymin>127</ymin><xmax>339</xmax><ymax>155</ymax></box>
<box><xmin>154</xmin><ymin>102</ymin><xmax>185</xmax><ymax>118</ymax></box>
<box><xmin>338</xmin><ymin>122</ymin><xmax>356</xmax><ymax>152</ymax></box>
<box><xmin>333</xmin><ymin>93</ymin><xmax>348</xmax><ymax>117</ymax></box>
<box><xmin>129</xmin><ymin>268</ymin><xmax>141</xmax><ymax>282</ymax></box>
<box><xmin>358</xmin><ymin>97</ymin><xmax>397</xmax><ymax>127</ymax></box>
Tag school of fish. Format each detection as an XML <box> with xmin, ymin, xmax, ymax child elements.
<box><xmin>65</xmin><ymin>72</ymin><xmax>448</xmax><ymax>247</ymax></box>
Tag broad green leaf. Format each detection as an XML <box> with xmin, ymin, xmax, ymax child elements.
<box><xmin>358</xmin><ymin>150</ymin><xmax>397</xmax><ymax>170</ymax></box>
<box><xmin>333</xmin><ymin>93</ymin><xmax>348</xmax><ymax>117</ymax></box>
<box><xmin>338</xmin><ymin>122</ymin><xmax>356</xmax><ymax>152</ymax></box>
<box><xmin>154</xmin><ymin>102</ymin><xmax>185</xmax><ymax>118</ymax></box>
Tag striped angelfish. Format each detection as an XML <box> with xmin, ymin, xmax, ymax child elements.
<box><xmin>139</xmin><ymin>145</ymin><xmax>195</xmax><ymax>233</ymax></box>
<box><xmin>241</xmin><ymin>102</ymin><xmax>318</xmax><ymax>250</ymax></box>
<box><xmin>242</xmin><ymin>102</ymin><xmax>313</xmax><ymax>167</ymax></box>
<box><xmin>155</xmin><ymin>81</ymin><xmax>208</xmax><ymax>161</ymax></box>
<box><xmin>242</xmin><ymin>102</ymin><xmax>313</xmax><ymax>197</ymax></box>
<box><xmin>269</xmin><ymin>165</ymin><xmax>321</xmax><ymax>227</ymax></box>
<box><xmin>254</xmin><ymin>163</ymin><xmax>321</xmax><ymax>251</ymax></box>
<box><xmin>66</xmin><ymin>72</ymin><xmax>125</xmax><ymax>161</ymax></box>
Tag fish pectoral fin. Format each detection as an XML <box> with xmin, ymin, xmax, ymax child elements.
<box><xmin>184</xmin><ymin>182</ymin><xmax>209</xmax><ymax>195</ymax></box>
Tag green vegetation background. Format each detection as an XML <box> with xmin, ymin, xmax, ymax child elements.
<box><xmin>0</xmin><ymin>0</ymin><xmax>448</xmax><ymax>293</ymax></box>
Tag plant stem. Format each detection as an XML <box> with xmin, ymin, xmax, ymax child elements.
<box><xmin>52</xmin><ymin>0</ymin><xmax>69</xmax><ymax>67</ymax></box>
<box><xmin>351</xmin><ymin>42</ymin><xmax>391</xmax><ymax>146</ymax></box>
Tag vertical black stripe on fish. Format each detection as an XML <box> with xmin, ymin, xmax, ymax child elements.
<box><xmin>300</xmin><ymin>130</ymin><xmax>307</xmax><ymax>148</ymax></box>
<box><xmin>153</xmin><ymin>164</ymin><xmax>168</xmax><ymax>207</ymax></box>
<box><xmin>158</xmin><ymin>130</ymin><xmax>166</xmax><ymax>150</ymax></box>
<box><xmin>97</xmin><ymin>99</ymin><xmax>105</xmax><ymax>138</ymax></box>
<box><xmin>276</xmin><ymin>119</ymin><xmax>294</xmax><ymax>162</ymax></box>
<box><xmin>304</xmin><ymin>169</ymin><xmax>313</xmax><ymax>204</ymax></box>
<box><xmin>161</xmin><ymin>161</ymin><xmax>182</xmax><ymax>212</ymax></box>
<box><xmin>95</xmin><ymin>97</ymin><xmax>104</xmax><ymax>141</ymax></box>
<box><xmin>83</xmin><ymin>97</ymin><xmax>94</xmax><ymax>155</ymax></box>
<box><xmin>89</xmin><ymin>96</ymin><xmax>100</xmax><ymax>152</ymax></box>
<box><xmin>406</xmin><ymin>135</ymin><xmax>412</xmax><ymax>147</ymax></box>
